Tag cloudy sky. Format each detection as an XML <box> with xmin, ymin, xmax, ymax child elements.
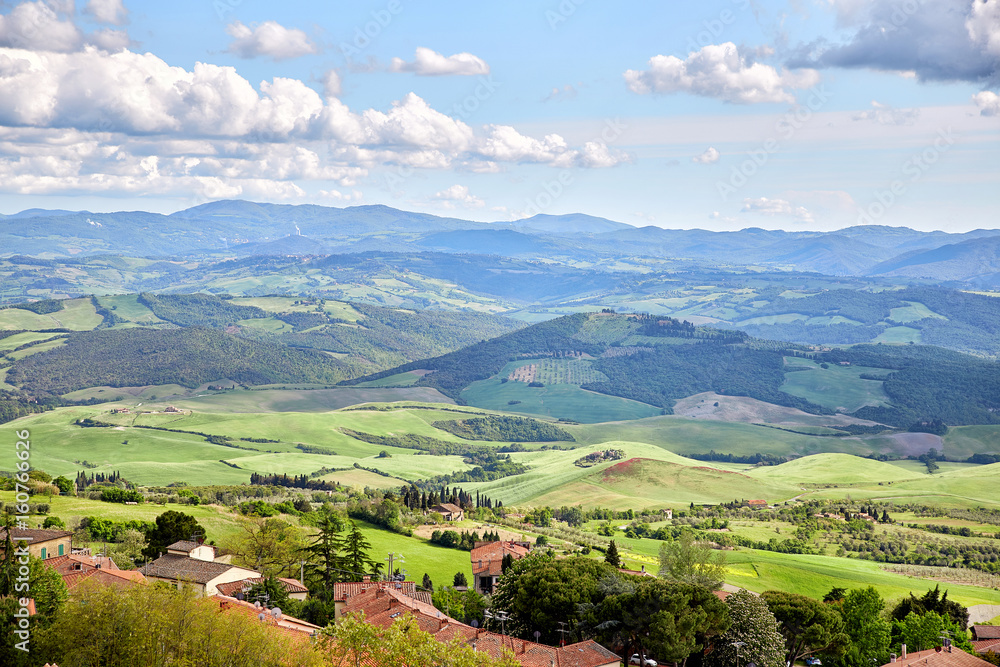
<box><xmin>0</xmin><ymin>0</ymin><xmax>997</xmax><ymax>231</ymax></box>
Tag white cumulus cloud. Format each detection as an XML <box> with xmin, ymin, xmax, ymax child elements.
<box><xmin>693</xmin><ymin>147</ymin><xmax>720</xmax><ymax>164</ymax></box>
<box><xmin>84</xmin><ymin>0</ymin><xmax>128</xmax><ymax>26</ymax></box>
<box><xmin>967</xmin><ymin>0</ymin><xmax>1000</xmax><ymax>57</ymax></box>
<box><xmin>741</xmin><ymin>197</ymin><xmax>814</xmax><ymax>223</ymax></box>
<box><xmin>852</xmin><ymin>100</ymin><xmax>920</xmax><ymax>125</ymax></box>
<box><xmin>226</xmin><ymin>20</ymin><xmax>318</xmax><ymax>61</ymax></box>
<box><xmin>974</xmin><ymin>90</ymin><xmax>1000</xmax><ymax>116</ymax></box>
<box><xmin>434</xmin><ymin>184</ymin><xmax>484</xmax><ymax>209</ymax></box>
<box><xmin>390</xmin><ymin>47</ymin><xmax>490</xmax><ymax>76</ymax></box>
<box><xmin>624</xmin><ymin>43</ymin><xmax>820</xmax><ymax>104</ymax></box>
<box><xmin>0</xmin><ymin>1</ymin><xmax>82</xmax><ymax>52</ymax></box>
<box><xmin>321</xmin><ymin>69</ymin><xmax>341</xmax><ymax>98</ymax></box>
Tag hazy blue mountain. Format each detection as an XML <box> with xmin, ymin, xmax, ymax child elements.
<box><xmin>2</xmin><ymin>199</ymin><xmax>998</xmax><ymax>282</ymax></box>
<box><xmin>509</xmin><ymin>213</ymin><xmax>634</xmax><ymax>235</ymax></box>
<box><xmin>868</xmin><ymin>235</ymin><xmax>1000</xmax><ymax>284</ymax></box>
<box><xmin>416</xmin><ymin>229</ymin><xmax>568</xmax><ymax>256</ymax></box>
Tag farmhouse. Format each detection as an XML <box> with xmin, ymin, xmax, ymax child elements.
<box><xmin>0</xmin><ymin>527</ymin><xmax>73</xmax><ymax>560</ymax></box>
<box><xmin>111</xmin><ymin>407</ymin><xmax>130</xmax><ymax>414</ymax></box>
<box><xmin>430</xmin><ymin>502</ymin><xmax>464</xmax><ymax>521</ymax></box>
<box><xmin>471</xmin><ymin>541</ymin><xmax>530</xmax><ymax>595</ymax></box>
<box><xmin>164</xmin><ymin>405</ymin><xmax>181</xmax><ymax>413</ymax></box>
<box><xmin>746</xmin><ymin>499</ymin><xmax>768</xmax><ymax>508</ymax></box>
<box><xmin>140</xmin><ymin>540</ymin><xmax>260</xmax><ymax>596</ymax></box>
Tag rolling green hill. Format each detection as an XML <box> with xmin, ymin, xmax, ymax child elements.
<box><xmin>0</xmin><ymin>293</ymin><xmax>523</xmax><ymax>422</ymax></box>
<box><xmin>352</xmin><ymin>311</ymin><xmax>1000</xmax><ymax>429</ymax></box>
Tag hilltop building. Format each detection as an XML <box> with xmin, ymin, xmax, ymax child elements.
<box><xmin>140</xmin><ymin>540</ymin><xmax>260</xmax><ymax>596</ymax></box>
<box><xmin>471</xmin><ymin>541</ymin><xmax>530</xmax><ymax>595</ymax></box>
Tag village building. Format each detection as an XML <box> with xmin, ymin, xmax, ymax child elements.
<box><xmin>0</xmin><ymin>527</ymin><xmax>73</xmax><ymax>560</ymax></box>
<box><xmin>971</xmin><ymin>626</ymin><xmax>1000</xmax><ymax>655</ymax></box>
<box><xmin>330</xmin><ymin>580</ymin><xmax>433</xmax><ymax>618</ymax></box>
<box><xmin>36</xmin><ymin>552</ymin><xmax>146</xmax><ymax>599</ymax></box>
<box><xmin>337</xmin><ymin>582</ymin><xmax>621</xmax><ymax>667</ymax></box>
<box><xmin>881</xmin><ymin>645</ymin><xmax>996</xmax><ymax>667</ymax></box>
<box><xmin>139</xmin><ymin>540</ymin><xmax>260</xmax><ymax>596</ymax></box>
<box><xmin>470</xmin><ymin>541</ymin><xmax>530</xmax><ymax>595</ymax></box>
<box><xmin>430</xmin><ymin>502</ymin><xmax>464</xmax><ymax>521</ymax></box>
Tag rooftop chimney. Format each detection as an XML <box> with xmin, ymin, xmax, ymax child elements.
<box><xmin>902</xmin><ymin>644</ymin><xmax>907</xmax><ymax>659</ymax></box>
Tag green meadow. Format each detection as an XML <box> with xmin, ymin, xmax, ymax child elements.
<box><xmin>610</xmin><ymin>533</ymin><xmax>1000</xmax><ymax>608</ymax></box>
<box><xmin>779</xmin><ymin>358</ymin><xmax>891</xmax><ymax>412</ymax></box>
<box><xmin>462</xmin><ymin>377</ymin><xmax>661</xmax><ymax>423</ymax></box>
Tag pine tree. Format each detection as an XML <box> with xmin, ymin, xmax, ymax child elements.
<box><xmin>341</xmin><ymin>520</ymin><xmax>375</xmax><ymax>579</ymax></box>
<box><xmin>303</xmin><ymin>508</ymin><xmax>345</xmax><ymax>600</ymax></box>
<box><xmin>604</xmin><ymin>540</ymin><xmax>622</xmax><ymax>569</ymax></box>
<box><xmin>422</xmin><ymin>573</ymin><xmax>434</xmax><ymax>592</ymax></box>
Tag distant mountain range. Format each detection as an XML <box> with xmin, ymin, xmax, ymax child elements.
<box><xmin>2</xmin><ymin>199</ymin><xmax>999</xmax><ymax>283</ymax></box>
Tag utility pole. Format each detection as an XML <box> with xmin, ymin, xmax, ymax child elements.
<box><xmin>557</xmin><ymin>621</ymin><xmax>568</xmax><ymax>647</ymax></box>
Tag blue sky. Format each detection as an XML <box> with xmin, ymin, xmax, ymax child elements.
<box><xmin>0</xmin><ymin>0</ymin><xmax>997</xmax><ymax>231</ymax></box>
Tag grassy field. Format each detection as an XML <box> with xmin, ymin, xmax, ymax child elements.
<box><xmin>353</xmin><ymin>520</ymin><xmax>472</xmax><ymax>588</ymax></box>
<box><xmin>748</xmin><ymin>453</ymin><xmax>921</xmax><ymax>486</ymax></box>
<box><xmin>7</xmin><ymin>401</ymin><xmax>1000</xmax><ymax>511</ymax></box>
<box><xmin>889</xmin><ymin>301</ymin><xmax>947</xmax><ymax>323</ymax></box>
<box><xmin>875</xmin><ymin>326</ymin><xmax>922</xmax><ymax>344</ymax></box>
<box><xmin>354</xmin><ymin>371</ymin><xmax>423</xmax><ymax>388</ymax></box>
<box><xmin>519</xmin><ymin>453</ymin><xmax>802</xmax><ymax>509</ymax></box>
<box><xmin>780</xmin><ymin>358</ymin><xmax>890</xmax><ymax>412</ymax></box>
<box><xmin>0</xmin><ymin>490</ymin><xmax>246</xmax><ymax>544</ymax></box>
<box><xmin>0</xmin><ymin>491</ymin><xmax>473</xmax><ymax>586</ymax></box>
<box><xmin>97</xmin><ymin>294</ymin><xmax>166</xmax><ymax>324</ymax></box>
<box><xmin>0</xmin><ymin>331</ymin><xmax>60</xmax><ymax>351</ymax></box>
<box><xmin>462</xmin><ymin>377</ymin><xmax>660</xmax><ymax>423</ymax></box>
<box><xmin>7</xmin><ymin>336</ymin><xmax>68</xmax><ymax>360</ymax></box>
<box><xmin>611</xmin><ymin>534</ymin><xmax>1000</xmax><ymax>608</ymax></box>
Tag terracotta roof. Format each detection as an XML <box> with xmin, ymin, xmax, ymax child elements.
<box><xmin>747</xmin><ymin>499</ymin><xmax>768</xmax><ymax>505</ymax></box>
<box><xmin>973</xmin><ymin>626</ymin><xmax>1000</xmax><ymax>640</ymax></box>
<box><xmin>412</xmin><ymin>591</ymin><xmax>433</xmax><ymax>606</ymax></box>
<box><xmin>62</xmin><ymin>568</ymin><xmax>146</xmax><ymax>590</ymax></box>
<box><xmin>45</xmin><ymin>553</ymin><xmax>122</xmax><ymax>574</ymax></box>
<box><xmin>0</xmin><ymin>527</ymin><xmax>73</xmax><ymax>543</ymax></box>
<box><xmin>881</xmin><ymin>648</ymin><xmax>996</xmax><ymax>667</ymax></box>
<box><xmin>471</xmin><ymin>541</ymin><xmax>530</xmax><ymax>575</ymax></box>
<box><xmin>332</xmin><ymin>580</ymin><xmax>417</xmax><ymax>601</ymax></box>
<box><xmin>972</xmin><ymin>640</ymin><xmax>1000</xmax><ymax>654</ymax></box>
<box><xmin>214</xmin><ymin>595</ymin><xmax>322</xmax><ymax>637</ymax></box>
<box><xmin>339</xmin><ymin>585</ymin><xmax>619</xmax><ymax>667</ymax></box>
<box><xmin>216</xmin><ymin>577</ymin><xmax>309</xmax><ymax>597</ymax></box>
<box><xmin>140</xmin><ymin>553</ymin><xmax>249</xmax><ymax>584</ymax></box>
<box><xmin>165</xmin><ymin>540</ymin><xmax>204</xmax><ymax>553</ymax></box>
<box><xmin>431</xmin><ymin>503</ymin><xmax>464</xmax><ymax>514</ymax></box>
